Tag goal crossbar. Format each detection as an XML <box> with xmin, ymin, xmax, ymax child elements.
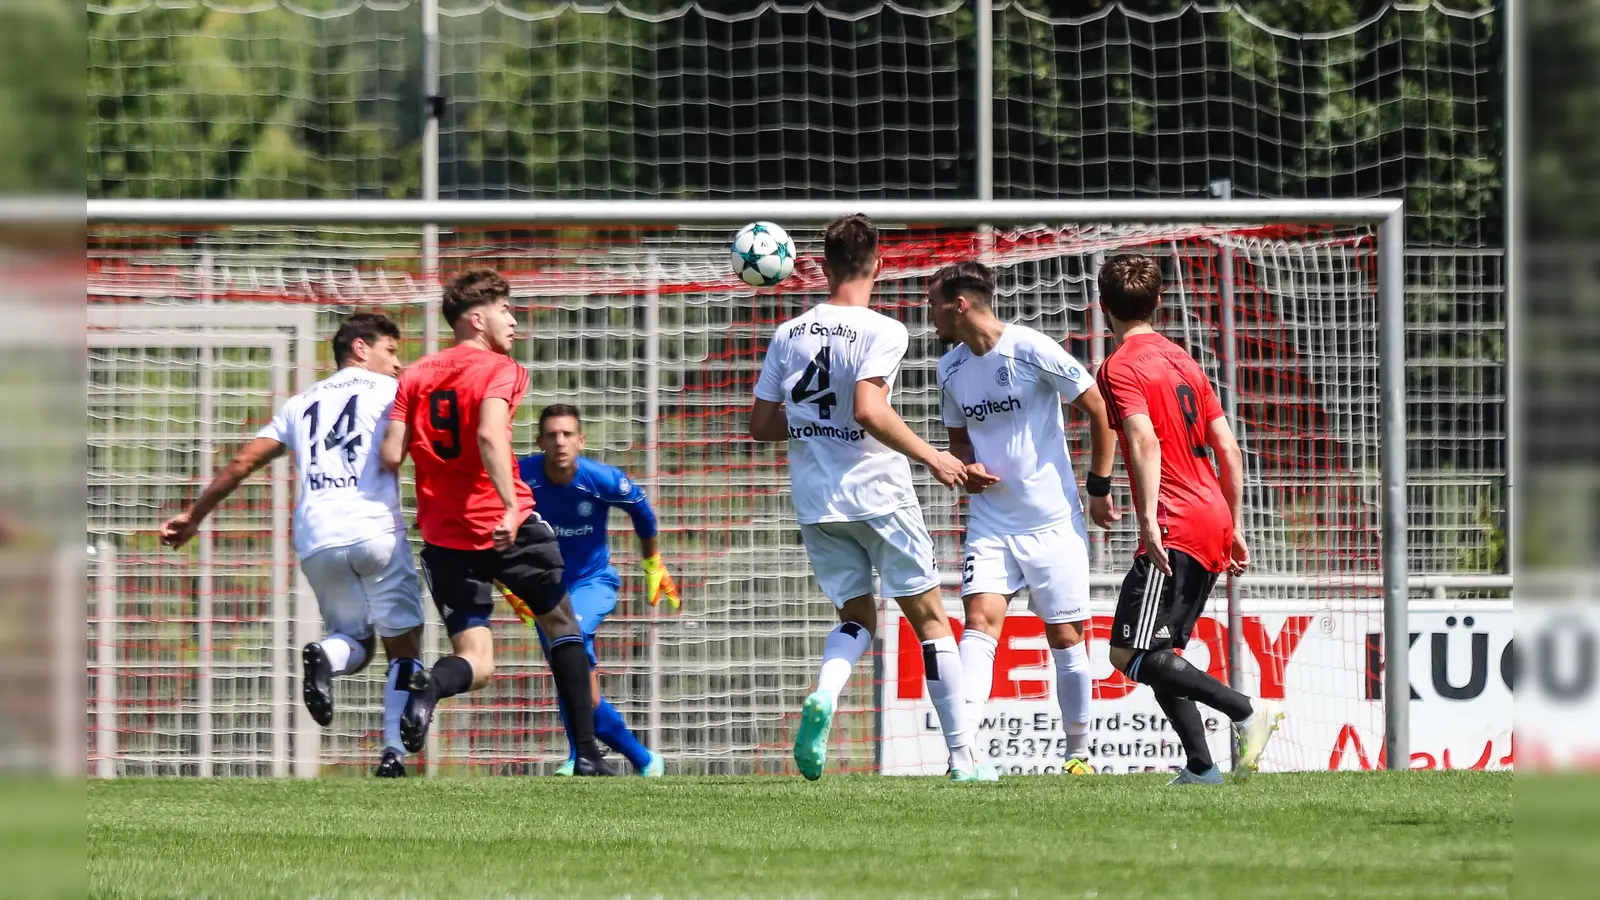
<box><xmin>85</xmin><ymin>198</ymin><xmax>1403</xmax><ymax>227</ymax></box>
<box><xmin>84</xmin><ymin>197</ymin><xmax>1412</xmax><ymax>770</ymax></box>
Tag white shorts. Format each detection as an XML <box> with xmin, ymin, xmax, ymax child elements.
<box><xmin>961</xmin><ymin>518</ymin><xmax>1091</xmax><ymax>624</ymax></box>
<box><xmin>299</xmin><ymin>531</ymin><xmax>425</xmax><ymax>640</ymax></box>
<box><xmin>798</xmin><ymin>506</ymin><xmax>941</xmax><ymax>607</ymax></box>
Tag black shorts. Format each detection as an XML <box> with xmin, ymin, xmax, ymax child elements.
<box><xmin>419</xmin><ymin>514</ymin><xmax>568</xmax><ymax>635</ymax></box>
<box><xmin>1109</xmin><ymin>549</ymin><xmax>1219</xmax><ymax>652</ymax></box>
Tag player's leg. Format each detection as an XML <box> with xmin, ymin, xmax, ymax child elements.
<box><xmin>498</xmin><ymin>516</ymin><xmax>615</xmax><ymax>776</ymax></box>
<box><xmin>957</xmin><ymin>531</ymin><xmax>1022</xmax><ymax>743</ymax></box>
<box><xmin>571</xmin><ymin>576</ymin><xmax>659</xmax><ymax>775</ymax></box>
<box><xmin>792</xmin><ymin>520</ymin><xmax>876</xmax><ymax>781</ymax></box>
<box><xmin>1013</xmin><ymin>524</ymin><xmax>1094</xmax><ymax>774</ymax></box>
<box><xmin>403</xmin><ymin>544</ymin><xmax>497</xmax><ymax>753</ymax></box>
<box><xmin>359</xmin><ymin>531</ymin><xmax>427</xmax><ymax>778</ymax></box>
<box><xmin>1107</xmin><ymin>552</ymin><xmax>1280</xmax><ymax>779</ymax></box>
<box><xmin>870</xmin><ymin>508</ymin><xmax>985</xmax><ymax>782</ymax></box>
<box><xmin>532</xmin><ymin>623</ymin><xmax>578</xmax><ymax>774</ymax></box>
<box><xmin>297</xmin><ymin>544</ymin><xmax>377</xmax><ymax>728</ymax></box>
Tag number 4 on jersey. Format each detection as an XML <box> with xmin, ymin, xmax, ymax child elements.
<box><xmin>790</xmin><ymin>348</ymin><xmax>837</xmax><ymax>420</ymax></box>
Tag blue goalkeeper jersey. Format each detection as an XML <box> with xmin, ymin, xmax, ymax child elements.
<box><xmin>518</xmin><ymin>454</ymin><xmax>658</xmax><ymax>587</ymax></box>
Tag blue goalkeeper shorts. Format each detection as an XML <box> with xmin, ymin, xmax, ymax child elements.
<box><xmin>536</xmin><ymin>571</ymin><xmax>620</xmax><ymax>664</ymax></box>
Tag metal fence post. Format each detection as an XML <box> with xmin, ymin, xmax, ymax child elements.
<box><xmin>644</xmin><ymin>256</ymin><xmax>664</xmax><ymax>753</ymax></box>
<box><xmin>1379</xmin><ymin>208</ymin><xmax>1410</xmax><ymax>769</ymax></box>
<box><xmin>1211</xmin><ymin>180</ymin><xmax>1245</xmax><ymax>768</ymax></box>
<box><xmin>95</xmin><ymin>542</ymin><xmax>118</xmax><ymax>779</ymax></box>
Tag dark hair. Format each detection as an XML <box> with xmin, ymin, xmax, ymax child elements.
<box><xmin>538</xmin><ymin>403</ymin><xmax>583</xmax><ymax>434</ymax></box>
<box><xmin>822</xmin><ymin>214</ymin><xmax>879</xmax><ymax>282</ymax></box>
<box><xmin>929</xmin><ymin>261</ymin><xmax>995</xmax><ymax>306</ymax></box>
<box><xmin>331</xmin><ymin>312</ymin><xmax>401</xmax><ymax>366</ymax></box>
<box><xmin>1097</xmin><ymin>254</ymin><xmax>1164</xmax><ymax>323</ymax></box>
<box><xmin>442</xmin><ymin>268</ymin><xmax>511</xmax><ymax>326</ymax></box>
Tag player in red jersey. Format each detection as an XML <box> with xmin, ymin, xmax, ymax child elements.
<box><xmin>1095</xmin><ymin>254</ymin><xmax>1282</xmax><ymax>784</ymax></box>
<box><xmin>379</xmin><ymin>268</ymin><xmax>616</xmax><ymax>776</ymax></box>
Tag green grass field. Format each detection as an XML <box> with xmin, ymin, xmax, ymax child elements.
<box><xmin>88</xmin><ymin>772</ymin><xmax>1509</xmax><ymax>899</ymax></box>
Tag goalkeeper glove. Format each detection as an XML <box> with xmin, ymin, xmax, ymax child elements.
<box><xmin>498</xmin><ymin>582</ymin><xmax>537</xmax><ymax>627</ymax></box>
<box><xmin>641</xmin><ymin>554</ymin><xmax>680</xmax><ymax>609</ymax></box>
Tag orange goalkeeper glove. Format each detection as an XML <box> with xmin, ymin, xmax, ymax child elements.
<box><xmin>498</xmin><ymin>582</ymin><xmax>537</xmax><ymax>627</ymax></box>
<box><xmin>641</xmin><ymin>554</ymin><xmax>680</xmax><ymax>609</ymax></box>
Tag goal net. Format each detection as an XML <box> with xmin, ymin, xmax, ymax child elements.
<box><xmin>87</xmin><ymin>208</ymin><xmax>1416</xmax><ymax>777</ymax></box>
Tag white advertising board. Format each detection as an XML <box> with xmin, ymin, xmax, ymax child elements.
<box><xmin>881</xmin><ymin>599</ymin><xmax>1513</xmax><ymax>775</ymax></box>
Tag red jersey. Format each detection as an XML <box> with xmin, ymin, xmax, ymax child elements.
<box><xmin>390</xmin><ymin>343</ymin><xmax>534</xmax><ymax>550</ymax></box>
<box><xmin>1097</xmin><ymin>331</ymin><xmax>1233</xmax><ymax>573</ymax></box>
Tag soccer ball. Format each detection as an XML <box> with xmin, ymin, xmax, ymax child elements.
<box><xmin>730</xmin><ymin>221</ymin><xmax>797</xmax><ymax>287</ymax></box>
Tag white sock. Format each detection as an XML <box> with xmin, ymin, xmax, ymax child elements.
<box><xmin>320</xmin><ymin>633</ymin><xmax>366</xmax><ymax>676</ymax></box>
<box><xmin>958</xmin><ymin>629</ymin><xmax>999</xmax><ymax>735</ymax></box>
<box><xmin>921</xmin><ymin>636</ymin><xmax>972</xmax><ymax>767</ymax></box>
<box><xmin>383</xmin><ymin>659</ymin><xmax>411</xmax><ymax>756</ymax></box>
<box><xmin>815</xmin><ymin>622</ymin><xmax>871</xmax><ymax>703</ymax></box>
<box><xmin>1052</xmin><ymin>643</ymin><xmax>1092</xmax><ymax>760</ymax></box>
<box><xmin>1235</xmin><ymin>699</ymin><xmax>1259</xmax><ymax>729</ymax></box>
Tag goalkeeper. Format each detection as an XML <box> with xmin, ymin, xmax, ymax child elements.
<box><xmin>506</xmin><ymin>404</ymin><xmax>678</xmax><ymax>776</ymax></box>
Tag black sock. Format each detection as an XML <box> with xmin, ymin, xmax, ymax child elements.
<box><xmin>430</xmin><ymin>655</ymin><xmax>475</xmax><ymax>699</ymax></box>
<box><xmin>1128</xmin><ymin>649</ymin><xmax>1254</xmax><ymax>722</ymax></box>
<box><xmin>547</xmin><ymin>637</ymin><xmax>599</xmax><ymax>757</ymax></box>
<box><xmin>1153</xmin><ymin>689</ymin><xmax>1214</xmax><ymax>774</ymax></box>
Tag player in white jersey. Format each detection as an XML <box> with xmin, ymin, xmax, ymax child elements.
<box><xmin>750</xmin><ymin>214</ymin><xmax>993</xmax><ymax>782</ymax></box>
<box><xmin>929</xmin><ymin>261</ymin><xmax>1120</xmax><ymax>775</ymax></box>
<box><xmin>159</xmin><ymin>313</ymin><xmax>426</xmax><ymax>777</ymax></box>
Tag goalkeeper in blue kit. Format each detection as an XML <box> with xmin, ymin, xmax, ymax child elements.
<box><xmin>504</xmin><ymin>404</ymin><xmax>679</xmax><ymax>776</ymax></box>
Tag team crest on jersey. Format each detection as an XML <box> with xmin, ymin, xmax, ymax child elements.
<box><xmin>577</xmin><ymin>501</ymin><xmax>594</xmax><ymax>517</ymax></box>
<box><xmin>995</xmin><ymin>366</ymin><xmax>1012</xmax><ymax>386</ymax></box>
<box><xmin>618</xmin><ymin>476</ymin><xmax>631</xmax><ymax>492</ymax></box>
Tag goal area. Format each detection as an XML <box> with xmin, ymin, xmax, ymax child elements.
<box><xmin>86</xmin><ymin>198</ymin><xmax>1414</xmax><ymax>777</ymax></box>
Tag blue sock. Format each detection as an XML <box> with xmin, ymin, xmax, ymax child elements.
<box><xmin>594</xmin><ymin>697</ymin><xmax>652</xmax><ymax>771</ymax></box>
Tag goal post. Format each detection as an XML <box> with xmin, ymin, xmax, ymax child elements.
<box><xmin>86</xmin><ymin>197</ymin><xmax>1414</xmax><ymax>773</ymax></box>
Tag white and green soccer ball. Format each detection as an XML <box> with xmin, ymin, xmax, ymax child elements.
<box><xmin>730</xmin><ymin>221</ymin><xmax>797</xmax><ymax>287</ymax></box>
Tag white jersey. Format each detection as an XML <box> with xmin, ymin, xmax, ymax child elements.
<box><xmin>256</xmin><ymin>367</ymin><xmax>406</xmax><ymax>560</ymax></box>
<box><xmin>754</xmin><ymin>303</ymin><xmax>920</xmax><ymax>524</ymax></box>
<box><xmin>938</xmin><ymin>324</ymin><xmax>1097</xmax><ymax>537</ymax></box>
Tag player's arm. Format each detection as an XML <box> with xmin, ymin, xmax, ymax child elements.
<box><xmin>748</xmin><ymin>398</ymin><xmax>788</xmax><ymax>442</ymax></box>
<box><xmin>379</xmin><ymin>378</ymin><xmax>411</xmax><ymax>472</ymax></box>
<box><xmin>1207</xmin><ymin>410</ymin><xmax>1250</xmax><ymax>575</ymax></box>
<box><xmin>1068</xmin><ymin>384</ymin><xmax>1121</xmax><ymax>529</ymax></box>
<box><xmin>749</xmin><ymin>335</ymin><xmax>789</xmax><ymax>442</ymax></box>
<box><xmin>379</xmin><ymin>418</ymin><xmax>410</xmax><ymax>472</ymax></box>
<box><xmin>1121</xmin><ymin>412</ymin><xmax>1170</xmax><ymax>576</ymax></box>
<box><xmin>477</xmin><ymin>397</ymin><xmax>521</xmax><ymax>550</ymax></box>
<box><xmin>944</xmin><ymin>425</ymin><xmax>1000</xmax><ymax>494</ymax></box>
<box><xmin>609</xmin><ymin>470</ymin><xmax>680</xmax><ymax>609</ymax></box>
<box><xmin>854</xmin><ymin>378</ymin><xmax>966</xmax><ymax>489</ymax></box>
<box><xmin>160</xmin><ymin>437</ymin><xmax>285</xmax><ymax>548</ymax></box>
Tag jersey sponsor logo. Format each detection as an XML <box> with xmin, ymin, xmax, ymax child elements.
<box><xmin>553</xmin><ymin>524</ymin><xmax>596</xmax><ymax>539</ymax></box>
<box><xmin>788</xmin><ymin>320</ymin><xmax>860</xmax><ymax>343</ymax></box>
<box><xmin>307</xmin><ymin>471</ymin><xmax>359</xmax><ymax>491</ymax></box>
<box><xmin>995</xmin><ymin>366</ymin><xmax>1012</xmax><ymax>386</ymax></box>
<box><xmin>962</xmin><ymin>396</ymin><xmax>1021</xmax><ymax>422</ymax></box>
<box><xmin>577</xmin><ymin>501</ymin><xmax>595</xmax><ymax>518</ymax></box>
<box><xmin>788</xmin><ymin>422</ymin><xmax>867</xmax><ymax>441</ymax></box>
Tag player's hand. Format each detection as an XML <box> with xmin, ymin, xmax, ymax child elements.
<box><xmin>926</xmin><ymin>450</ymin><xmax>968</xmax><ymax>489</ymax></box>
<box><xmin>159</xmin><ymin>512</ymin><xmax>200</xmax><ymax>549</ymax></box>
<box><xmin>962</xmin><ymin>463</ymin><xmax>1000</xmax><ymax>494</ymax></box>
<box><xmin>641</xmin><ymin>554</ymin><xmax>680</xmax><ymax>609</ymax></box>
<box><xmin>1226</xmin><ymin>531</ymin><xmax>1251</xmax><ymax>577</ymax></box>
<box><xmin>498</xmin><ymin>583</ymin><xmax>537</xmax><ymax>627</ymax></box>
<box><xmin>493</xmin><ymin>508</ymin><xmax>520</xmax><ymax>551</ymax></box>
<box><xmin>1140</xmin><ymin>522</ymin><xmax>1173</xmax><ymax>576</ymax></box>
<box><xmin>1089</xmin><ymin>495</ymin><xmax>1121</xmax><ymax>530</ymax></box>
